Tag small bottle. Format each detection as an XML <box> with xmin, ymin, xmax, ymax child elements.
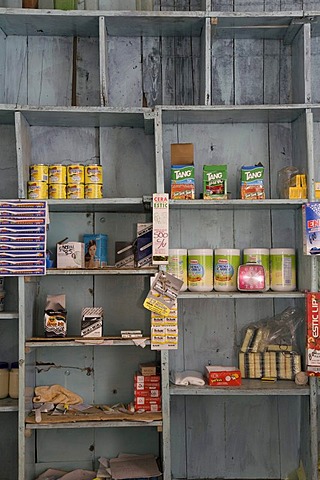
<box><xmin>9</xmin><ymin>362</ymin><xmax>19</xmax><ymax>399</ymax></box>
<box><xmin>0</xmin><ymin>362</ymin><xmax>9</xmax><ymax>399</ymax></box>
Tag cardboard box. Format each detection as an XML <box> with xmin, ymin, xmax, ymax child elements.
<box><xmin>240</xmin><ymin>164</ymin><xmax>265</xmax><ymax>200</ymax></box>
<box><xmin>203</xmin><ymin>165</ymin><xmax>227</xmax><ymax>200</ymax></box>
<box><xmin>115</xmin><ymin>241</ymin><xmax>135</xmax><ymax>268</ymax></box>
<box><xmin>135</xmin><ymin>223</ymin><xmax>152</xmax><ymax>267</ymax></box>
<box><xmin>139</xmin><ymin>361</ymin><xmax>160</xmax><ymax>376</ymax></box>
<box><xmin>302</xmin><ymin>203</ymin><xmax>320</xmax><ymax>255</ymax></box>
<box><xmin>83</xmin><ymin>234</ymin><xmax>108</xmax><ymax>268</ymax></box>
<box><xmin>206</xmin><ymin>366</ymin><xmax>241</xmax><ymax>386</ymax></box>
<box><xmin>133</xmin><ymin>388</ymin><xmax>161</xmax><ymax>398</ymax></box>
<box><xmin>44</xmin><ymin>294</ymin><xmax>67</xmax><ymax>338</ymax></box>
<box><xmin>306</xmin><ymin>292</ymin><xmax>320</xmax><ymax>375</ymax></box>
<box><xmin>81</xmin><ymin>307</ymin><xmax>103</xmax><ymax>337</ymax></box>
<box><xmin>134</xmin><ymin>374</ymin><xmax>161</xmax><ymax>385</ymax></box>
<box><xmin>57</xmin><ymin>241</ymin><xmax>85</xmax><ymax>269</ymax></box>
<box><xmin>171</xmin><ymin>143</ymin><xmax>195</xmax><ymax>200</ymax></box>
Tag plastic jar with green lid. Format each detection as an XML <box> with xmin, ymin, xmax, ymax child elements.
<box><xmin>0</xmin><ymin>362</ymin><xmax>9</xmax><ymax>399</ymax></box>
<box><xmin>270</xmin><ymin>248</ymin><xmax>296</xmax><ymax>291</ymax></box>
<box><xmin>188</xmin><ymin>249</ymin><xmax>213</xmax><ymax>292</ymax></box>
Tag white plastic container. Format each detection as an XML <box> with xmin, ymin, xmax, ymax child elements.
<box><xmin>0</xmin><ymin>362</ymin><xmax>9</xmax><ymax>399</ymax></box>
<box><xmin>270</xmin><ymin>248</ymin><xmax>296</xmax><ymax>291</ymax></box>
<box><xmin>243</xmin><ymin>248</ymin><xmax>270</xmax><ymax>290</ymax></box>
<box><xmin>187</xmin><ymin>249</ymin><xmax>213</xmax><ymax>292</ymax></box>
<box><xmin>167</xmin><ymin>249</ymin><xmax>188</xmax><ymax>292</ymax></box>
<box><xmin>0</xmin><ymin>290</ymin><xmax>5</xmax><ymax>311</ymax></box>
<box><xmin>214</xmin><ymin>248</ymin><xmax>241</xmax><ymax>291</ymax></box>
<box><xmin>9</xmin><ymin>362</ymin><xmax>19</xmax><ymax>399</ymax></box>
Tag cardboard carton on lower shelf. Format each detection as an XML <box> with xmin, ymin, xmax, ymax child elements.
<box><xmin>206</xmin><ymin>366</ymin><xmax>242</xmax><ymax>386</ymax></box>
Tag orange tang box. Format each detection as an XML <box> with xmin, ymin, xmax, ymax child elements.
<box><xmin>306</xmin><ymin>292</ymin><xmax>320</xmax><ymax>376</ymax></box>
<box><xmin>206</xmin><ymin>366</ymin><xmax>242</xmax><ymax>386</ymax></box>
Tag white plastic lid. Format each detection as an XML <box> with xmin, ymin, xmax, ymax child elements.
<box><xmin>169</xmin><ymin>249</ymin><xmax>187</xmax><ymax>255</ymax></box>
<box><xmin>215</xmin><ymin>248</ymin><xmax>240</xmax><ymax>255</ymax></box>
<box><xmin>188</xmin><ymin>249</ymin><xmax>213</xmax><ymax>255</ymax></box>
<box><xmin>243</xmin><ymin>248</ymin><xmax>269</xmax><ymax>255</ymax></box>
<box><xmin>270</xmin><ymin>248</ymin><xmax>295</xmax><ymax>255</ymax></box>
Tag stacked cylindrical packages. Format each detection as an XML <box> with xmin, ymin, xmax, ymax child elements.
<box><xmin>134</xmin><ymin>364</ymin><xmax>161</xmax><ymax>412</ymax></box>
<box><xmin>28</xmin><ymin>163</ymin><xmax>103</xmax><ymax>199</ymax></box>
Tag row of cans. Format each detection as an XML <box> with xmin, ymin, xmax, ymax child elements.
<box><xmin>28</xmin><ymin>182</ymin><xmax>103</xmax><ymax>199</ymax></box>
<box><xmin>29</xmin><ymin>164</ymin><xmax>103</xmax><ymax>185</ymax></box>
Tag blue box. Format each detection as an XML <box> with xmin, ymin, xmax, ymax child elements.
<box><xmin>83</xmin><ymin>234</ymin><xmax>108</xmax><ymax>268</ymax></box>
<box><xmin>303</xmin><ymin>202</ymin><xmax>320</xmax><ymax>255</ymax></box>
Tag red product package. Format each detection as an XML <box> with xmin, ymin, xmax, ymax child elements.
<box><xmin>206</xmin><ymin>366</ymin><xmax>242</xmax><ymax>386</ymax></box>
<box><xmin>306</xmin><ymin>292</ymin><xmax>320</xmax><ymax>376</ymax></box>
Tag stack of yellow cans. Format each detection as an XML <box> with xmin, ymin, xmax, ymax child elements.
<box><xmin>84</xmin><ymin>165</ymin><xmax>103</xmax><ymax>199</ymax></box>
<box><xmin>48</xmin><ymin>165</ymin><xmax>67</xmax><ymax>199</ymax></box>
<box><xmin>28</xmin><ymin>164</ymin><xmax>49</xmax><ymax>199</ymax></box>
<box><xmin>67</xmin><ymin>164</ymin><xmax>85</xmax><ymax>199</ymax></box>
<box><xmin>27</xmin><ymin>163</ymin><xmax>103</xmax><ymax>200</ymax></box>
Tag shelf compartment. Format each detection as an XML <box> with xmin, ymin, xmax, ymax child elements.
<box><xmin>210</xmin><ymin>13</ymin><xmax>307</xmax><ymax>105</ymax></box>
<box><xmin>26</xmin><ymin>337</ymin><xmax>151</xmax><ymax>347</ymax></box>
<box><xmin>170</xmin><ymin>380</ymin><xmax>310</xmax><ymax>396</ymax></box>
<box><xmin>0</xmin><ymin>397</ymin><xmax>18</xmax><ymax>411</ymax></box>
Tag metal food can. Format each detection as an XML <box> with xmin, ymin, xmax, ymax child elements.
<box><xmin>67</xmin><ymin>164</ymin><xmax>85</xmax><ymax>184</ymax></box>
<box><xmin>30</xmin><ymin>164</ymin><xmax>48</xmax><ymax>183</ymax></box>
<box><xmin>49</xmin><ymin>183</ymin><xmax>67</xmax><ymax>199</ymax></box>
<box><xmin>85</xmin><ymin>183</ymin><xmax>103</xmax><ymax>199</ymax></box>
<box><xmin>27</xmin><ymin>181</ymin><xmax>48</xmax><ymax>199</ymax></box>
<box><xmin>85</xmin><ymin>165</ymin><xmax>103</xmax><ymax>184</ymax></box>
<box><xmin>67</xmin><ymin>183</ymin><xmax>85</xmax><ymax>199</ymax></box>
<box><xmin>49</xmin><ymin>165</ymin><xmax>67</xmax><ymax>184</ymax></box>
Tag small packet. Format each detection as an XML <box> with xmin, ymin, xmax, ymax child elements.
<box><xmin>240</xmin><ymin>164</ymin><xmax>265</xmax><ymax>200</ymax></box>
<box><xmin>143</xmin><ymin>271</ymin><xmax>183</xmax><ymax>316</ymax></box>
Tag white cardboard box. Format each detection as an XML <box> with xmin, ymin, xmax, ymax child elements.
<box><xmin>57</xmin><ymin>242</ymin><xmax>85</xmax><ymax>269</ymax></box>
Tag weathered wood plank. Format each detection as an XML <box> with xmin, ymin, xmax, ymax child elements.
<box><xmin>76</xmin><ymin>37</ymin><xmax>100</xmax><ymax>106</ymax></box>
<box><xmin>5</xmin><ymin>36</ymin><xmax>28</xmax><ymax>105</ymax></box>
<box><xmin>142</xmin><ymin>36</ymin><xmax>162</xmax><ymax>107</ymax></box>
<box><xmin>107</xmin><ymin>36</ymin><xmax>142</xmax><ymax>107</ymax></box>
<box><xmin>28</xmin><ymin>37</ymin><xmax>73</xmax><ymax>106</ymax></box>
<box><xmin>0</xmin><ymin>28</ymin><xmax>5</xmax><ymax>104</ymax></box>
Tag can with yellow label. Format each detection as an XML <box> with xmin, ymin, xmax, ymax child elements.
<box><xmin>85</xmin><ymin>165</ymin><xmax>103</xmax><ymax>184</ymax></box>
<box><xmin>27</xmin><ymin>181</ymin><xmax>48</xmax><ymax>199</ymax></box>
<box><xmin>85</xmin><ymin>183</ymin><xmax>103</xmax><ymax>199</ymax></box>
<box><xmin>49</xmin><ymin>183</ymin><xmax>67</xmax><ymax>199</ymax></box>
<box><xmin>30</xmin><ymin>164</ymin><xmax>48</xmax><ymax>183</ymax></box>
<box><xmin>67</xmin><ymin>183</ymin><xmax>85</xmax><ymax>199</ymax></box>
<box><xmin>49</xmin><ymin>165</ymin><xmax>66</xmax><ymax>184</ymax></box>
<box><xmin>67</xmin><ymin>164</ymin><xmax>85</xmax><ymax>184</ymax></box>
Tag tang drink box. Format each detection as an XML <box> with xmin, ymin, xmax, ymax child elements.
<box><xmin>170</xmin><ymin>143</ymin><xmax>195</xmax><ymax>200</ymax></box>
<box><xmin>240</xmin><ymin>164</ymin><xmax>265</xmax><ymax>200</ymax></box>
<box><xmin>203</xmin><ymin>165</ymin><xmax>227</xmax><ymax>200</ymax></box>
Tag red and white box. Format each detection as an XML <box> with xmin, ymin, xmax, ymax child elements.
<box><xmin>134</xmin><ymin>374</ymin><xmax>161</xmax><ymax>385</ymax></box>
<box><xmin>206</xmin><ymin>366</ymin><xmax>242</xmax><ymax>386</ymax></box>
<box><xmin>306</xmin><ymin>292</ymin><xmax>320</xmax><ymax>375</ymax></box>
<box><xmin>133</xmin><ymin>388</ymin><xmax>161</xmax><ymax>398</ymax></box>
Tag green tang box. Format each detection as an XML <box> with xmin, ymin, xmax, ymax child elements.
<box><xmin>203</xmin><ymin>165</ymin><xmax>228</xmax><ymax>199</ymax></box>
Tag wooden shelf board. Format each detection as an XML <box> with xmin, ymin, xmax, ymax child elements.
<box><xmin>170</xmin><ymin>379</ymin><xmax>310</xmax><ymax>396</ymax></box>
<box><xmin>46</xmin><ymin>267</ymin><xmax>158</xmax><ymax>275</ymax></box>
<box><xmin>25</xmin><ymin>420</ymin><xmax>162</xmax><ymax>429</ymax></box>
<box><xmin>0</xmin><ymin>397</ymin><xmax>18</xmax><ymax>411</ymax></box>
<box><xmin>26</xmin><ymin>337</ymin><xmax>150</xmax><ymax>347</ymax></box>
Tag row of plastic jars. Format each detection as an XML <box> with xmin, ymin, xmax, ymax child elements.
<box><xmin>166</xmin><ymin>248</ymin><xmax>296</xmax><ymax>292</ymax></box>
<box><xmin>0</xmin><ymin>362</ymin><xmax>19</xmax><ymax>399</ymax></box>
